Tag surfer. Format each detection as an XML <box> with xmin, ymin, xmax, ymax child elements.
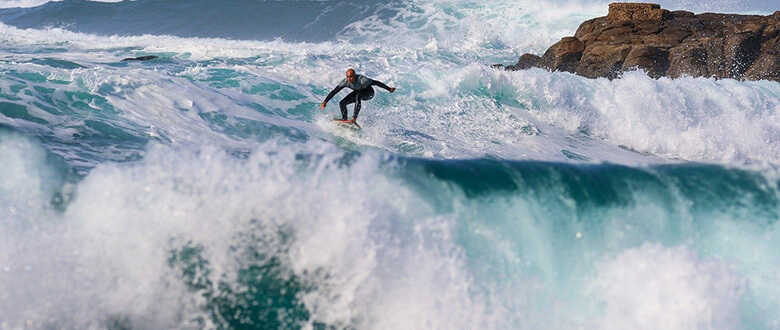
<box><xmin>320</xmin><ymin>68</ymin><xmax>396</xmax><ymax>123</ymax></box>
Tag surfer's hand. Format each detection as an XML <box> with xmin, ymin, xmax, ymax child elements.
<box><xmin>320</xmin><ymin>102</ymin><xmax>326</xmax><ymax>109</ymax></box>
<box><xmin>389</xmin><ymin>87</ymin><xmax>396</xmax><ymax>93</ymax></box>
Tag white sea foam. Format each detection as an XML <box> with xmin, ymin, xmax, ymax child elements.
<box><xmin>0</xmin><ymin>130</ymin><xmax>61</xmax><ymax>217</ymax></box>
<box><xmin>340</xmin><ymin>0</ymin><xmax>606</xmax><ymax>54</ymax></box>
<box><xmin>595</xmin><ymin>244</ymin><xmax>745</xmax><ymax>329</ymax></box>
<box><xmin>0</xmin><ymin>22</ymin><xmax>337</xmax><ymax>61</ymax></box>
<box><xmin>509</xmin><ymin>70</ymin><xmax>780</xmax><ymax>163</ymax></box>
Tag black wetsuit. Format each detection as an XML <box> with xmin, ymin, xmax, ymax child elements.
<box><xmin>323</xmin><ymin>74</ymin><xmax>392</xmax><ymax>121</ymax></box>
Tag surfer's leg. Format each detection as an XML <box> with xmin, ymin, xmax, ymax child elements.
<box><xmin>360</xmin><ymin>87</ymin><xmax>375</xmax><ymax>101</ymax></box>
<box><xmin>353</xmin><ymin>87</ymin><xmax>374</xmax><ymax>121</ymax></box>
<box><xmin>353</xmin><ymin>96</ymin><xmax>361</xmax><ymax>121</ymax></box>
<box><xmin>339</xmin><ymin>90</ymin><xmax>358</xmax><ymax>121</ymax></box>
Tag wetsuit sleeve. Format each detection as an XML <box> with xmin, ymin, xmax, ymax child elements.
<box><xmin>370</xmin><ymin>80</ymin><xmax>392</xmax><ymax>91</ymax></box>
<box><xmin>323</xmin><ymin>85</ymin><xmax>344</xmax><ymax>104</ymax></box>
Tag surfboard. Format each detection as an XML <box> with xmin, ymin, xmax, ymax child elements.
<box><xmin>333</xmin><ymin>119</ymin><xmax>361</xmax><ymax>130</ymax></box>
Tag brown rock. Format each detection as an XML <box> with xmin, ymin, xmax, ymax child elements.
<box><xmin>744</xmin><ymin>37</ymin><xmax>780</xmax><ymax>81</ymax></box>
<box><xmin>724</xmin><ymin>30</ymin><xmax>763</xmax><ymax>77</ymax></box>
<box><xmin>763</xmin><ymin>24</ymin><xmax>779</xmax><ymax>41</ymax></box>
<box><xmin>540</xmin><ymin>37</ymin><xmax>585</xmax><ymax>73</ymax></box>
<box><xmin>607</xmin><ymin>3</ymin><xmax>671</xmax><ymax>23</ymax></box>
<box><xmin>704</xmin><ymin>37</ymin><xmax>729</xmax><ymax>77</ymax></box>
<box><xmin>623</xmin><ymin>46</ymin><xmax>670</xmax><ymax>78</ymax></box>
<box><xmin>577</xmin><ymin>45</ymin><xmax>633</xmax><ymax>79</ymax></box>
<box><xmin>508</xmin><ymin>54</ymin><xmax>541</xmax><ymax>70</ymax></box>
<box><xmin>594</xmin><ymin>23</ymin><xmax>640</xmax><ymax>44</ymax></box>
<box><xmin>672</xmin><ymin>11</ymin><xmax>694</xmax><ymax>18</ymax></box>
<box><xmin>667</xmin><ymin>46</ymin><xmax>709</xmax><ymax>78</ymax></box>
<box><xmin>575</xmin><ymin>18</ymin><xmax>605</xmax><ymax>41</ymax></box>
<box><xmin>743</xmin><ymin>54</ymin><xmax>780</xmax><ymax>81</ymax></box>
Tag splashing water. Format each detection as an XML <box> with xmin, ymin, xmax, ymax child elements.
<box><xmin>1</xmin><ymin>0</ymin><xmax>779</xmax><ymax>328</ymax></box>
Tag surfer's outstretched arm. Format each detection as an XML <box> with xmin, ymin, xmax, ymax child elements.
<box><xmin>321</xmin><ymin>86</ymin><xmax>345</xmax><ymax>109</ymax></box>
<box><xmin>370</xmin><ymin>80</ymin><xmax>395</xmax><ymax>92</ymax></box>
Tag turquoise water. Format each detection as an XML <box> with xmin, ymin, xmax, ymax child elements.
<box><xmin>1</xmin><ymin>0</ymin><xmax>780</xmax><ymax>329</ymax></box>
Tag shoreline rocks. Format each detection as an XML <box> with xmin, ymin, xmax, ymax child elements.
<box><xmin>499</xmin><ymin>3</ymin><xmax>780</xmax><ymax>82</ymax></box>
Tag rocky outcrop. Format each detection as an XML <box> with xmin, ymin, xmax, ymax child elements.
<box><xmin>499</xmin><ymin>3</ymin><xmax>780</xmax><ymax>82</ymax></box>
<box><xmin>606</xmin><ymin>3</ymin><xmax>670</xmax><ymax>22</ymax></box>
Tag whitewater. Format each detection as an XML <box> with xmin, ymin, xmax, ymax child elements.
<box><xmin>0</xmin><ymin>0</ymin><xmax>779</xmax><ymax>329</ymax></box>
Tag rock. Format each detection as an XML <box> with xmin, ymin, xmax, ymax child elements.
<box><xmin>503</xmin><ymin>2</ymin><xmax>780</xmax><ymax>82</ymax></box>
<box><xmin>623</xmin><ymin>46</ymin><xmax>669</xmax><ymax>78</ymax></box>
<box><xmin>724</xmin><ymin>30</ymin><xmax>763</xmax><ymax>77</ymax></box>
<box><xmin>575</xmin><ymin>18</ymin><xmax>601</xmax><ymax>40</ymax></box>
<box><xmin>667</xmin><ymin>46</ymin><xmax>708</xmax><ymax>78</ymax></box>
<box><xmin>743</xmin><ymin>53</ymin><xmax>780</xmax><ymax>81</ymax></box>
<box><xmin>540</xmin><ymin>37</ymin><xmax>584</xmax><ymax>73</ymax></box>
<box><xmin>671</xmin><ymin>10</ymin><xmax>694</xmax><ymax>18</ymax></box>
<box><xmin>607</xmin><ymin>3</ymin><xmax>671</xmax><ymax>23</ymax></box>
<box><xmin>121</xmin><ymin>55</ymin><xmax>159</xmax><ymax>62</ymax></box>
<box><xmin>743</xmin><ymin>35</ymin><xmax>780</xmax><ymax>81</ymax></box>
<box><xmin>577</xmin><ymin>45</ymin><xmax>632</xmax><ymax>79</ymax></box>
<box><xmin>506</xmin><ymin>53</ymin><xmax>541</xmax><ymax>70</ymax></box>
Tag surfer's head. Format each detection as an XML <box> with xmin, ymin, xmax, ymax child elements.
<box><xmin>346</xmin><ymin>68</ymin><xmax>356</xmax><ymax>83</ymax></box>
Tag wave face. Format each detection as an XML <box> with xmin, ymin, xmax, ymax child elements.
<box><xmin>1</xmin><ymin>0</ymin><xmax>780</xmax><ymax>329</ymax></box>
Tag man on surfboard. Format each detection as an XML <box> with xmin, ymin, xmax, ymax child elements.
<box><xmin>320</xmin><ymin>68</ymin><xmax>395</xmax><ymax>123</ymax></box>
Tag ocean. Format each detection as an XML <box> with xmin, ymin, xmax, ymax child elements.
<box><xmin>0</xmin><ymin>0</ymin><xmax>779</xmax><ymax>329</ymax></box>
